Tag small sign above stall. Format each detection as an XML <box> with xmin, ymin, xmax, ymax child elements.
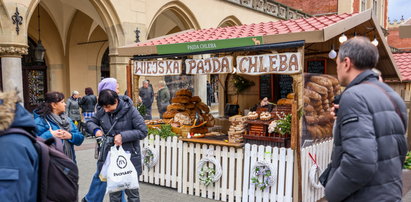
<box><xmin>133</xmin><ymin>60</ymin><xmax>182</xmax><ymax>76</ymax></box>
<box><xmin>236</xmin><ymin>52</ymin><xmax>302</xmax><ymax>75</ymax></box>
<box><xmin>185</xmin><ymin>56</ymin><xmax>233</xmax><ymax>74</ymax></box>
<box><xmin>157</xmin><ymin>36</ymin><xmax>263</xmax><ymax>55</ymax></box>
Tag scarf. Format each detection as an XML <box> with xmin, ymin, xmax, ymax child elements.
<box><xmin>47</xmin><ymin>113</ymin><xmax>74</xmax><ymax>161</ymax></box>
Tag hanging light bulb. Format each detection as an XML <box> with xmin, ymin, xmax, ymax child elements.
<box><xmin>339</xmin><ymin>33</ymin><xmax>347</xmax><ymax>43</ymax></box>
<box><xmin>328</xmin><ymin>44</ymin><xmax>337</xmax><ymax>59</ymax></box>
<box><xmin>371</xmin><ymin>36</ymin><xmax>379</xmax><ymax>46</ymax></box>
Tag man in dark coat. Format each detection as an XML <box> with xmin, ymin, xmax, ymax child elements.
<box><xmin>0</xmin><ymin>91</ymin><xmax>39</xmax><ymax>201</ymax></box>
<box><xmin>156</xmin><ymin>80</ymin><xmax>170</xmax><ymax>119</ymax></box>
<box><xmin>139</xmin><ymin>80</ymin><xmax>154</xmax><ymax>120</ymax></box>
<box><xmin>325</xmin><ymin>37</ymin><xmax>408</xmax><ymax>201</ymax></box>
<box><xmin>86</xmin><ymin>89</ymin><xmax>147</xmax><ymax>202</ymax></box>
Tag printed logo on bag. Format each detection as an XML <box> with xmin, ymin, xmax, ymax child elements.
<box><xmin>116</xmin><ymin>155</ymin><xmax>127</xmax><ymax>169</ymax></box>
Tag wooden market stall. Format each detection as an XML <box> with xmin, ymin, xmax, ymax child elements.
<box><xmin>118</xmin><ymin>9</ymin><xmax>402</xmax><ymax>202</ymax></box>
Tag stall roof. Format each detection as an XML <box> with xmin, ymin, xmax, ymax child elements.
<box><xmin>393</xmin><ymin>52</ymin><xmax>411</xmax><ymax>82</ymax></box>
<box><xmin>118</xmin><ymin>9</ymin><xmax>402</xmax><ymax>81</ymax></box>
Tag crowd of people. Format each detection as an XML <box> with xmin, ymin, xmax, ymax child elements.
<box><xmin>0</xmin><ymin>37</ymin><xmax>408</xmax><ymax>202</ymax></box>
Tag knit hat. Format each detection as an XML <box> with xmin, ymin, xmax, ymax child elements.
<box><xmin>98</xmin><ymin>78</ymin><xmax>118</xmax><ymax>93</ymax></box>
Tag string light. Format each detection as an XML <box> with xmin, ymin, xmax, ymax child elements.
<box><xmin>371</xmin><ymin>36</ymin><xmax>379</xmax><ymax>46</ymax></box>
<box><xmin>339</xmin><ymin>33</ymin><xmax>347</xmax><ymax>43</ymax></box>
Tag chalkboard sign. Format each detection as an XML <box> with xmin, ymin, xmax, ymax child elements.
<box><xmin>259</xmin><ymin>75</ymin><xmax>272</xmax><ymax>100</ymax></box>
<box><xmin>307</xmin><ymin>60</ymin><xmax>326</xmax><ymax>74</ymax></box>
<box><xmin>278</xmin><ymin>75</ymin><xmax>293</xmax><ymax>99</ymax></box>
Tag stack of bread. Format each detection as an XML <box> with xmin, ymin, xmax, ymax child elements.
<box><xmin>228</xmin><ymin>115</ymin><xmax>247</xmax><ymax>143</ymax></box>
<box><xmin>163</xmin><ymin>89</ymin><xmax>214</xmax><ymax>134</ymax></box>
<box><xmin>304</xmin><ymin>74</ymin><xmax>341</xmax><ymax>139</ymax></box>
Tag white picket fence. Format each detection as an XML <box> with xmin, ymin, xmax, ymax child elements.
<box><xmin>242</xmin><ymin>144</ymin><xmax>294</xmax><ymax>202</ymax></box>
<box><xmin>139</xmin><ymin>135</ymin><xmax>295</xmax><ymax>202</ymax></box>
<box><xmin>300</xmin><ymin>139</ymin><xmax>333</xmax><ymax>202</ymax></box>
<box><xmin>139</xmin><ymin>135</ymin><xmax>182</xmax><ymax>188</ymax></box>
<box><xmin>180</xmin><ymin>142</ymin><xmax>245</xmax><ymax>201</ymax></box>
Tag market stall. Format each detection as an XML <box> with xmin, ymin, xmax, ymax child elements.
<box><xmin>118</xmin><ymin>9</ymin><xmax>401</xmax><ymax>202</ymax></box>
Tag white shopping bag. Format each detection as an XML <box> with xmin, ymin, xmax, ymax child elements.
<box><xmin>99</xmin><ymin>150</ymin><xmax>111</xmax><ymax>182</ymax></box>
<box><xmin>106</xmin><ymin>146</ymin><xmax>139</xmax><ymax>194</ymax></box>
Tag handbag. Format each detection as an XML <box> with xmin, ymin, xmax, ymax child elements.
<box><xmin>319</xmin><ymin>163</ymin><xmax>332</xmax><ymax>187</ymax></box>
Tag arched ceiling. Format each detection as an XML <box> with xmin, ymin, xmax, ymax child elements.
<box><xmin>36</xmin><ymin>0</ymin><xmax>105</xmax><ymax>51</ymax></box>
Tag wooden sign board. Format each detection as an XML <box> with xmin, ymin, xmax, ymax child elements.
<box><xmin>236</xmin><ymin>52</ymin><xmax>302</xmax><ymax>75</ymax></box>
<box><xmin>185</xmin><ymin>56</ymin><xmax>233</xmax><ymax>74</ymax></box>
<box><xmin>133</xmin><ymin>60</ymin><xmax>182</xmax><ymax>76</ymax></box>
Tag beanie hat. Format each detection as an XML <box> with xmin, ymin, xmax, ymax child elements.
<box><xmin>98</xmin><ymin>78</ymin><xmax>117</xmax><ymax>93</ymax></box>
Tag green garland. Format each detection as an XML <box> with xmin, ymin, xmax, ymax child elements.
<box><xmin>143</xmin><ymin>149</ymin><xmax>154</xmax><ymax>168</ymax></box>
<box><xmin>198</xmin><ymin>166</ymin><xmax>216</xmax><ymax>186</ymax></box>
<box><xmin>148</xmin><ymin>124</ymin><xmax>177</xmax><ymax>139</ymax></box>
<box><xmin>232</xmin><ymin>75</ymin><xmax>255</xmax><ymax>93</ymax></box>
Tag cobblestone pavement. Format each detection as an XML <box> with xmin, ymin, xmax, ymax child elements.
<box><xmin>76</xmin><ymin>138</ymin><xmax>215</xmax><ymax>202</ymax></box>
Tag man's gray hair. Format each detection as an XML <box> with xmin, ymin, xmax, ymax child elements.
<box><xmin>159</xmin><ymin>80</ymin><xmax>166</xmax><ymax>86</ymax></box>
<box><xmin>338</xmin><ymin>36</ymin><xmax>379</xmax><ymax>70</ymax></box>
<box><xmin>143</xmin><ymin>80</ymin><xmax>149</xmax><ymax>85</ymax></box>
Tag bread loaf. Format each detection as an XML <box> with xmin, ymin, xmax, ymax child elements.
<box><xmin>307</xmin><ymin>82</ymin><xmax>328</xmax><ymax>95</ymax></box>
<box><xmin>304</xmin><ymin>89</ymin><xmax>321</xmax><ymax>100</ymax></box>
<box><xmin>310</xmin><ymin>76</ymin><xmax>332</xmax><ymax>87</ymax></box>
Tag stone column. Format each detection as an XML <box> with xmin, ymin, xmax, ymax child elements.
<box><xmin>0</xmin><ymin>44</ymin><xmax>28</xmax><ymax>100</ymax></box>
<box><xmin>109</xmin><ymin>55</ymin><xmax>129</xmax><ymax>94</ymax></box>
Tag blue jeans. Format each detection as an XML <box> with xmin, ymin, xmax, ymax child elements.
<box><xmin>83</xmin><ymin>167</ymin><xmax>126</xmax><ymax>202</ymax></box>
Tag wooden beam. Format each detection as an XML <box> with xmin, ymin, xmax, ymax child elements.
<box><xmin>126</xmin><ymin>60</ymin><xmax>132</xmax><ymax>99</ymax></box>
<box><xmin>263</xmin><ymin>30</ymin><xmax>324</xmax><ymax>44</ymax></box>
<box><xmin>323</xmin><ymin>10</ymin><xmax>372</xmax><ymax>41</ymax></box>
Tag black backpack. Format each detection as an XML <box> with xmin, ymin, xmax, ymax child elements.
<box><xmin>0</xmin><ymin>128</ymin><xmax>79</xmax><ymax>202</ymax></box>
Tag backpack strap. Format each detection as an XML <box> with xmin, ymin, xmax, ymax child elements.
<box><xmin>45</xmin><ymin>119</ymin><xmax>64</xmax><ymax>153</ymax></box>
<box><xmin>0</xmin><ymin>128</ymin><xmax>36</xmax><ymax>142</ymax></box>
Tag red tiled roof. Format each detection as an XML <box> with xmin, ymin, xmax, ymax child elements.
<box><xmin>138</xmin><ymin>13</ymin><xmax>355</xmax><ymax>46</ymax></box>
<box><xmin>393</xmin><ymin>52</ymin><xmax>411</xmax><ymax>81</ymax></box>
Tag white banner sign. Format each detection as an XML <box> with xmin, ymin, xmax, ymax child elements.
<box><xmin>236</xmin><ymin>52</ymin><xmax>302</xmax><ymax>75</ymax></box>
<box><xmin>185</xmin><ymin>56</ymin><xmax>233</xmax><ymax>74</ymax></box>
<box><xmin>133</xmin><ymin>60</ymin><xmax>182</xmax><ymax>76</ymax></box>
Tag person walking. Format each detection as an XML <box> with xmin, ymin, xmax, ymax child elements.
<box><xmin>34</xmin><ymin>91</ymin><xmax>84</xmax><ymax>163</ymax></box>
<box><xmin>86</xmin><ymin>89</ymin><xmax>147</xmax><ymax>201</ymax></box>
<box><xmin>79</xmin><ymin>87</ymin><xmax>97</xmax><ymax>121</ymax></box>
<box><xmin>156</xmin><ymin>80</ymin><xmax>170</xmax><ymax>119</ymax></box>
<box><xmin>139</xmin><ymin>80</ymin><xmax>154</xmax><ymax>120</ymax></box>
<box><xmin>66</xmin><ymin>90</ymin><xmax>81</xmax><ymax>126</ymax></box>
<box><xmin>0</xmin><ymin>91</ymin><xmax>39</xmax><ymax>201</ymax></box>
<box><xmin>324</xmin><ymin>37</ymin><xmax>408</xmax><ymax>202</ymax></box>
